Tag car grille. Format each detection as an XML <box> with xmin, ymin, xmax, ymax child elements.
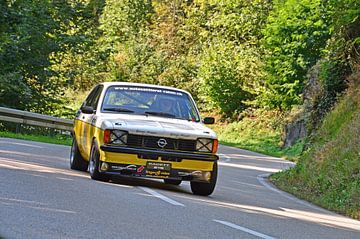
<box><xmin>127</xmin><ymin>134</ymin><xmax>196</xmax><ymax>152</ymax></box>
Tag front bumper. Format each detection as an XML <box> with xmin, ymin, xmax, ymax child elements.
<box><xmin>99</xmin><ymin>145</ymin><xmax>217</xmax><ymax>182</ymax></box>
<box><xmin>100</xmin><ymin>145</ymin><xmax>218</xmax><ymax>161</ymax></box>
<box><xmin>100</xmin><ymin>162</ymin><xmax>212</xmax><ymax>182</ymax></box>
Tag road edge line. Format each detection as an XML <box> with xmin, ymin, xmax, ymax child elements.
<box><xmin>213</xmin><ymin>219</ymin><xmax>277</xmax><ymax>239</ymax></box>
<box><xmin>138</xmin><ymin>187</ymin><xmax>185</xmax><ymax>207</ymax></box>
<box><xmin>218</xmin><ymin>153</ymin><xmax>231</xmax><ymax>162</ymax></box>
<box><xmin>257</xmin><ymin>173</ymin><xmax>333</xmax><ymax>214</ymax></box>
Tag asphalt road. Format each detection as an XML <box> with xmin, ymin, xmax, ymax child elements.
<box><xmin>1</xmin><ymin>137</ymin><xmax>359</xmax><ymax>239</ymax></box>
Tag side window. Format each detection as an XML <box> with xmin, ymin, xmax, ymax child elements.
<box><xmin>90</xmin><ymin>85</ymin><xmax>103</xmax><ymax>109</ymax></box>
<box><xmin>83</xmin><ymin>85</ymin><xmax>103</xmax><ymax>109</ymax></box>
<box><xmin>82</xmin><ymin>86</ymin><xmax>98</xmax><ymax>108</ymax></box>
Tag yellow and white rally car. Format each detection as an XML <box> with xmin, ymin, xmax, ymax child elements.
<box><xmin>70</xmin><ymin>82</ymin><xmax>218</xmax><ymax>195</ymax></box>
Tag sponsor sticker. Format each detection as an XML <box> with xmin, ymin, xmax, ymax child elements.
<box><xmin>146</xmin><ymin>162</ymin><xmax>171</xmax><ymax>178</ymax></box>
<box><xmin>113</xmin><ymin>87</ymin><xmax>183</xmax><ymax>96</ymax></box>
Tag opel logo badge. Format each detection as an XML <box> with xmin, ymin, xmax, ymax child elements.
<box><xmin>157</xmin><ymin>138</ymin><xmax>167</xmax><ymax>148</ymax></box>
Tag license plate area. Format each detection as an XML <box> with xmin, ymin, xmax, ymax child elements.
<box><xmin>146</xmin><ymin>162</ymin><xmax>171</xmax><ymax>178</ymax></box>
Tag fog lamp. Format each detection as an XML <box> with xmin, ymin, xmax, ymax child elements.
<box><xmin>100</xmin><ymin>162</ymin><xmax>109</xmax><ymax>172</ymax></box>
<box><xmin>203</xmin><ymin>172</ymin><xmax>211</xmax><ymax>181</ymax></box>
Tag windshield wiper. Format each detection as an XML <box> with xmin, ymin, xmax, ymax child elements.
<box><xmin>103</xmin><ymin>107</ymin><xmax>134</xmax><ymax>113</ymax></box>
<box><xmin>144</xmin><ymin>111</ymin><xmax>175</xmax><ymax>118</ymax></box>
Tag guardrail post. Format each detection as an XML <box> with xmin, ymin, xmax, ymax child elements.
<box><xmin>16</xmin><ymin>123</ymin><xmax>21</xmax><ymax>134</ymax></box>
<box><xmin>50</xmin><ymin>128</ymin><xmax>55</xmax><ymax>137</ymax></box>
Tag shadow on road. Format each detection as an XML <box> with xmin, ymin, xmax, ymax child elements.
<box><xmin>110</xmin><ymin>174</ymin><xmax>191</xmax><ymax>195</ymax></box>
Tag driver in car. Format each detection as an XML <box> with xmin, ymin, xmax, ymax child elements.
<box><xmin>153</xmin><ymin>95</ymin><xmax>177</xmax><ymax>116</ymax></box>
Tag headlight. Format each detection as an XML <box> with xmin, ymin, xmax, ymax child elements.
<box><xmin>104</xmin><ymin>129</ymin><xmax>128</xmax><ymax>144</ymax></box>
<box><xmin>111</xmin><ymin>130</ymin><xmax>128</xmax><ymax>145</ymax></box>
<box><xmin>196</xmin><ymin>138</ymin><xmax>213</xmax><ymax>152</ymax></box>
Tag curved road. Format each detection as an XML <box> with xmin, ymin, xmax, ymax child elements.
<box><xmin>0</xmin><ymin>137</ymin><xmax>359</xmax><ymax>239</ymax></box>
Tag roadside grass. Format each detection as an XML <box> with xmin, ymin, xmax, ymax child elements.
<box><xmin>0</xmin><ymin>131</ymin><xmax>72</xmax><ymax>146</ymax></box>
<box><xmin>270</xmin><ymin>88</ymin><xmax>360</xmax><ymax>220</ymax></box>
<box><xmin>211</xmin><ymin>110</ymin><xmax>304</xmax><ymax>161</ymax></box>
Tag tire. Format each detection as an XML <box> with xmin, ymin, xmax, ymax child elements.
<box><xmin>70</xmin><ymin>138</ymin><xmax>88</xmax><ymax>171</ymax></box>
<box><xmin>164</xmin><ymin>179</ymin><xmax>182</xmax><ymax>186</ymax></box>
<box><xmin>89</xmin><ymin>141</ymin><xmax>110</xmax><ymax>182</ymax></box>
<box><xmin>190</xmin><ymin>162</ymin><xmax>217</xmax><ymax>196</ymax></box>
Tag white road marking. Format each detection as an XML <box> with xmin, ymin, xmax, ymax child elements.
<box><xmin>218</xmin><ymin>153</ymin><xmax>231</xmax><ymax>162</ymax></box>
<box><xmin>25</xmin><ymin>205</ymin><xmax>77</xmax><ymax>214</ymax></box>
<box><xmin>0</xmin><ymin>158</ymin><xmax>88</xmax><ymax>178</ymax></box>
<box><xmin>96</xmin><ymin>181</ymin><xmax>134</xmax><ymax>188</ymax></box>
<box><xmin>138</xmin><ymin>187</ymin><xmax>185</xmax><ymax>207</ymax></box>
<box><xmin>0</xmin><ymin>141</ymin><xmax>44</xmax><ymax>149</ymax></box>
<box><xmin>0</xmin><ymin>197</ymin><xmax>75</xmax><ymax>213</ymax></box>
<box><xmin>0</xmin><ymin>197</ymin><xmax>48</xmax><ymax>205</ymax></box>
<box><xmin>218</xmin><ymin>162</ymin><xmax>279</xmax><ymax>173</ymax></box>
<box><xmin>29</xmin><ymin>174</ymin><xmax>48</xmax><ymax>178</ymax></box>
<box><xmin>213</xmin><ymin>219</ymin><xmax>277</xmax><ymax>239</ymax></box>
<box><xmin>219</xmin><ymin>148</ymin><xmax>306</xmax><ymax>211</ymax></box>
<box><xmin>56</xmin><ymin>177</ymin><xmax>74</xmax><ymax>181</ymax></box>
<box><xmin>1</xmin><ymin>201</ymin><xmax>76</xmax><ymax>214</ymax></box>
<box><xmin>0</xmin><ymin>150</ymin><xmax>65</xmax><ymax>161</ymax></box>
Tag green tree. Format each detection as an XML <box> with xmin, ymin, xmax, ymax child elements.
<box><xmin>186</xmin><ymin>0</ymin><xmax>271</xmax><ymax>115</ymax></box>
<box><xmin>261</xmin><ymin>0</ymin><xmax>331</xmax><ymax>109</ymax></box>
<box><xmin>0</xmin><ymin>0</ymin><xmax>103</xmax><ymax>115</ymax></box>
<box><xmin>50</xmin><ymin>0</ymin><xmax>106</xmax><ymax>93</ymax></box>
<box><xmin>198</xmin><ymin>41</ymin><xmax>261</xmax><ymax>116</ymax></box>
<box><xmin>0</xmin><ymin>0</ymin><xmax>65</xmax><ymax>113</ymax></box>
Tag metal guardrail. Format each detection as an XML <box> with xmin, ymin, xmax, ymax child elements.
<box><xmin>0</xmin><ymin>107</ymin><xmax>74</xmax><ymax>131</ymax></box>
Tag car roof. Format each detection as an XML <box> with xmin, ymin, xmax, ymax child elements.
<box><xmin>100</xmin><ymin>82</ymin><xmax>190</xmax><ymax>95</ymax></box>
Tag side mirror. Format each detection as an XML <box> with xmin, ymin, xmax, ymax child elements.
<box><xmin>81</xmin><ymin>106</ymin><xmax>95</xmax><ymax>114</ymax></box>
<box><xmin>203</xmin><ymin>117</ymin><xmax>215</xmax><ymax>125</ymax></box>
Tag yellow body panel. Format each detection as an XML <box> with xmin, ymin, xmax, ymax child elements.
<box><xmin>74</xmin><ymin>119</ymin><xmax>103</xmax><ymax>161</ymax></box>
<box><xmin>73</xmin><ymin>119</ymin><xmax>85</xmax><ymax>156</ymax></box>
<box><xmin>74</xmin><ymin>119</ymin><xmax>214</xmax><ymax>171</ymax></box>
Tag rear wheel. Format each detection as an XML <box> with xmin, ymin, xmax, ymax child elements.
<box><xmin>164</xmin><ymin>179</ymin><xmax>182</xmax><ymax>186</ymax></box>
<box><xmin>190</xmin><ymin>162</ymin><xmax>217</xmax><ymax>196</ymax></box>
<box><xmin>89</xmin><ymin>141</ymin><xmax>110</xmax><ymax>182</ymax></box>
<box><xmin>70</xmin><ymin>138</ymin><xmax>88</xmax><ymax>171</ymax></box>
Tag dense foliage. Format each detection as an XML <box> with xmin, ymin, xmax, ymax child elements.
<box><xmin>0</xmin><ymin>0</ymin><xmax>358</xmax><ymax>118</ymax></box>
<box><xmin>0</xmin><ymin>0</ymin><xmax>64</xmax><ymax>112</ymax></box>
<box><xmin>262</xmin><ymin>0</ymin><xmax>331</xmax><ymax>109</ymax></box>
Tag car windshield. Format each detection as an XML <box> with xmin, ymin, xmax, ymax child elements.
<box><xmin>101</xmin><ymin>86</ymin><xmax>201</xmax><ymax>122</ymax></box>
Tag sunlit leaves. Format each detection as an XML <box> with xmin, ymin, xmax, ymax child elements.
<box><xmin>261</xmin><ymin>0</ymin><xmax>331</xmax><ymax>109</ymax></box>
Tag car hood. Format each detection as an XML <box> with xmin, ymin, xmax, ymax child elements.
<box><xmin>96</xmin><ymin>114</ymin><xmax>217</xmax><ymax>140</ymax></box>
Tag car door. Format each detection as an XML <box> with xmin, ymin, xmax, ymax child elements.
<box><xmin>82</xmin><ymin>85</ymin><xmax>104</xmax><ymax>159</ymax></box>
<box><xmin>76</xmin><ymin>85</ymin><xmax>101</xmax><ymax>158</ymax></box>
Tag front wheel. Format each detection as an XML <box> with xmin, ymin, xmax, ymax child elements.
<box><xmin>190</xmin><ymin>162</ymin><xmax>217</xmax><ymax>196</ymax></box>
<box><xmin>70</xmin><ymin>138</ymin><xmax>88</xmax><ymax>171</ymax></box>
<box><xmin>89</xmin><ymin>141</ymin><xmax>110</xmax><ymax>182</ymax></box>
